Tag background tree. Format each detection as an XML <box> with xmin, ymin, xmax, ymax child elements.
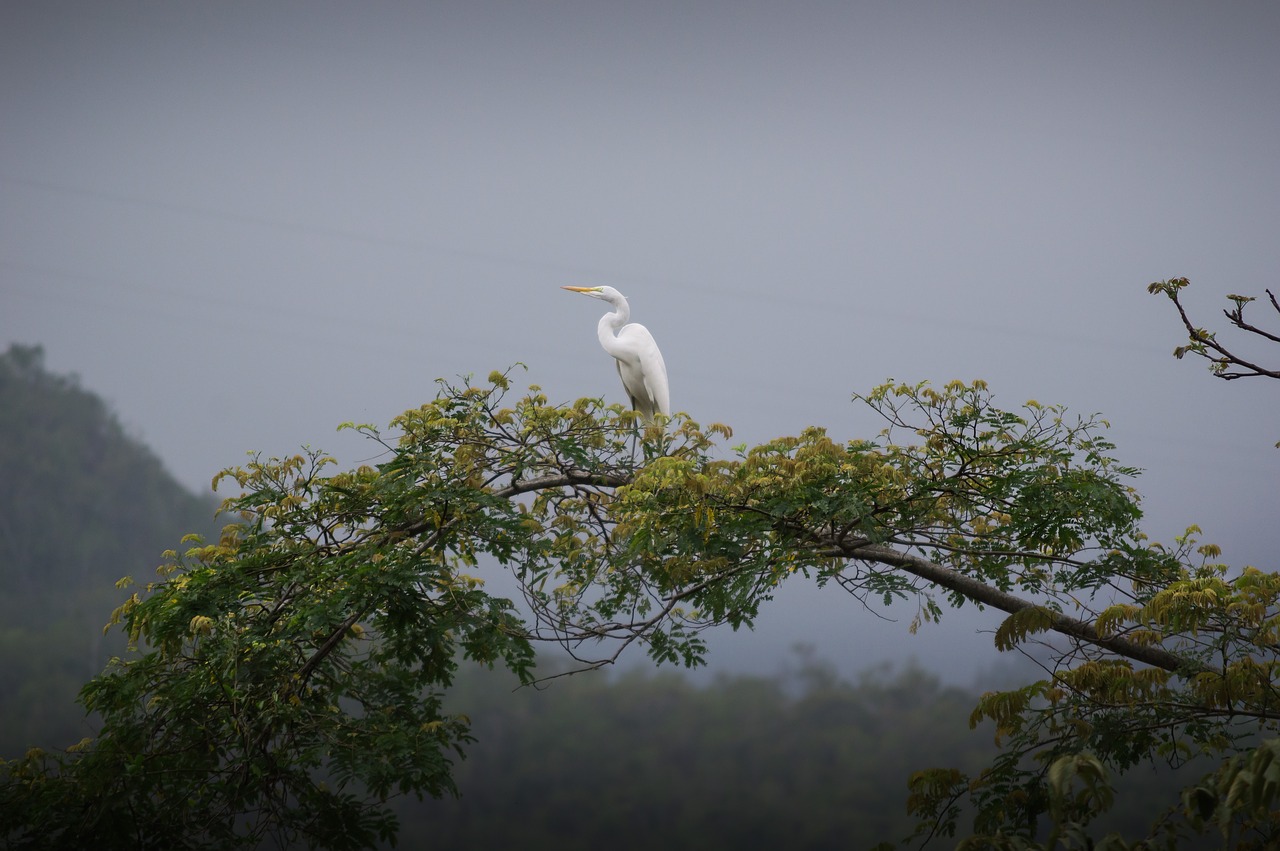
<box><xmin>393</xmin><ymin>657</ymin><xmax>1201</xmax><ymax>850</ymax></box>
<box><xmin>3</xmin><ymin>281</ymin><xmax>1277</xmax><ymax>848</ymax></box>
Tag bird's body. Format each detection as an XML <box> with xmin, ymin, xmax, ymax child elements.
<box><xmin>562</xmin><ymin>285</ymin><xmax>670</xmax><ymax>422</ymax></box>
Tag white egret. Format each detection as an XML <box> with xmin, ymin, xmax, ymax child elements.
<box><xmin>561</xmin><ymin>286</ymin><xmax>670</xmax><ymax>422</ymax></box>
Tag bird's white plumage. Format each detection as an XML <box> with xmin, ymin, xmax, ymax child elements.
<box><xmin>561</xmin><ymin>285</ymin><xmax>670</xmax><ymax>422</ymax></box>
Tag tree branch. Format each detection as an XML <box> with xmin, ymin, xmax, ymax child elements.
<box><xmin>1224</xmin><ymin>287</ymin><xmax>1280</xmax><ymax>345</ymax></box>
<box><xmin>1151</xmin><ymin>278</ymin><xmax>1280</xmax><ymax>381</ymax></box>
<box><xmin>486</xmin><ymin>469</ymin><xmax>1205</xmax><ymax>677</ymax></box>
<box><xmin>296</xmin><ymin>609</ymin><xmax>365</xmax><ymax>688</ymax></box>
<box><xmin>833</xmin><ymin>540</ymin><xmax>1203</xmax><ymax>676</ymax></box>
<box><xmin>492</xmin><ymin>470</ymin><xmax>632</xmax><ymax>499</ymax></box>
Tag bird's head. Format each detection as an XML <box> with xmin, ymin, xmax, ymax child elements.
<box><xmin>562</xmin><ymin>285</ymin><xmax>624</xmax><ymax>303</ymax></box>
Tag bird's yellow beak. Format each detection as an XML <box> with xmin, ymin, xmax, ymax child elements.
<box><xmin>561</xmin><ymin>286</ymin><xmax>600</xmax><ymax>293</ymax></box>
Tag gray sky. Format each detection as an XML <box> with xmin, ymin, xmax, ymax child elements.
<box><xmin>3</xmin><ymin>1</ymin><xmax>1278</xmax><ymax>683</ymax></box>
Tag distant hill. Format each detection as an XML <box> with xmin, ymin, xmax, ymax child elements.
<box><xmin>0</xmin><ymin>344</ymin><xmax>219</xmax><ymax>755</ymax></box>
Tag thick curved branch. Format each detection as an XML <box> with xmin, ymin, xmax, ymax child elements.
<box><xmin>371</xmin><ymin>457</ymin><xmax>1204</xmax><ymax>679</ymax></box>
<box><xmin>835</xmin><ymin>539</ymin><xmax>1202</xmax><ymax>675</ymax></box>
<box><xmin>488</xmin><ymin>471</ymin><xmax>1204</xmax><ymax>677</ymax></box>
<box><xmin>493</xmin><ymin>470</ymin><xmax>631</xmax><ymax>499</ymax></box>
<box><xmin>384</xmin><ymin>470</ymin><xmax>631</xmax><ymax>546</ymax></box>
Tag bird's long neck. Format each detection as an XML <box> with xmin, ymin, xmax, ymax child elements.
<box><xmin>596</xmin><ymin>300</ymin><xmax>630</xmax><ymax>356</ymax></box>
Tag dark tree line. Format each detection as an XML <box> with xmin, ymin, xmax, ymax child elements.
<box><xmin>394</xmin><ymin>658</ymin><xmax>1209</xmax><ymax>850</ymax></box>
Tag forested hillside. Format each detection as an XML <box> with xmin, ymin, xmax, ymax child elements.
<box><xmin>392</xmin><ymin>657</ymin><xmax>1210</xmax><ymax>850</ymax></box>
<box><xmin>0</xmin><ymin>344</ymin><xmax>219</xmax><ymax>755</ymax></box>
<box><xmin>398</xmin><ymin>658</ymin><xmax>992</xmax><ymax>848</ymax></box>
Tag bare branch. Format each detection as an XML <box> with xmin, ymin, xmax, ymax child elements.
<box><xmin>1151</xmin><ymin>278</ymin><xmax>1280</xmax><ymax>381</ymax></box>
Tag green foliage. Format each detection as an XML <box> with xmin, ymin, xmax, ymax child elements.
<box><xmin>2</xmin><ymin>315</ymin><xmax>1276</xmax><ymax>848</ymax></box>
<box><xmin>1184</xmin><ymin>738</ymin><xmax>1280</xmax><ymax>845</ymax></box>
<box><xmin>0</xmin><ymin>371</ymin><xmax>722</xmax><ymax>848</ymax></box>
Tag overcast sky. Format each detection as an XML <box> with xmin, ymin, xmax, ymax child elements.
<box><xmin>3</xmin><ymin>1</ymin><xmax>1278</xmax><ymax>683</ymax></box>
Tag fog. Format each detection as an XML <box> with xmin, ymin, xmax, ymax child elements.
<box><xmin>3</xmin><ymin>0</ymin><xmax>1278</xmax><ymax>682</ymax></box>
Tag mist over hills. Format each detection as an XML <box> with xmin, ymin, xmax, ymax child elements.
<box><xmin>0</xmin><ymin>343</ymin><xmax>220</xmax><ymax>755</ymax></box>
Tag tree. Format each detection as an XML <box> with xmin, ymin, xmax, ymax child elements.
<box><xmin>396</xmin><ymin>658</ymin><xmax>1008</xmax><ymax>849</ymax></box>
<box><xmin>2</xmin><ymin>282</ymin><xmax>1277</xmax><ymax>848</ymax></box>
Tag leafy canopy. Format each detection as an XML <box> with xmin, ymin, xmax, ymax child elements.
<box><xmin>4</xmin><ymin>280</ymin><xmax>1279</xmax><ymax>848</ymax></box>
